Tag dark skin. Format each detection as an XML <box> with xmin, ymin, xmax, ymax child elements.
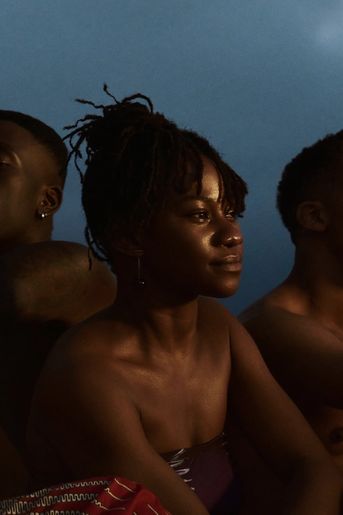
<box><xmin>0</xmin><ymin>121</ymin><xmax>116</xmax><ymax>499</ymax></box>
<box><xmin>28</xmin><ymin>162</ymin><xmax>341</xmax><ymax>515</ymax></box>
<box><xmin>238</xmin><ymin>187</ymin><xmax>343</xmax><ymax>512</ymax></box>
<box><xmin>0</xmin><ymin>121</ymin><xmax>62</xmax><ymax>251</ymax></box>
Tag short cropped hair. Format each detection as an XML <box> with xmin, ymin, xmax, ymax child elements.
<box><xmin>277</xmin><ymin>130</ymin><xmax>343</xmax><ymax>242</ymax></box>
<box><xmin>0</xmin><ymin>110</ymin><xmax>68</xmax><ymax>185</ymax></box>
<box><xmin>65</xmin><ymin>87</ymin><xmax>248</xmax><ymax>264</ymax></box>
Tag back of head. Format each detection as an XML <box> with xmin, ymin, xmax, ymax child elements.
<box><xmin>65</xmin><ymin>87</ymin><xmax>247</xmax><ymax>264</ymax></box>
<box><xmin>0</xmin><ymin>110</ymin><xmax>68</xmax><ymax>185</ymax></box>
<box><xmin>277</xmin><ymin>130</ymin><xmax>343</xmax><ymax>243</ymax></box>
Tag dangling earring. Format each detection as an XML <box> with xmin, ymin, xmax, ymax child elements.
<box><xmin>136</xmin><ymin>255</ymin><xmax>145</xmax><ymax>287</ymax></box>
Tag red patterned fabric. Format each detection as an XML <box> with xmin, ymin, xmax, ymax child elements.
<box><xmin>0</xmin><ymin>476</ymin><xmax>170</xmax><ymax>515</ymax></box>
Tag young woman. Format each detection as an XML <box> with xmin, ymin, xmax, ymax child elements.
<box><xmin>27</xmin><ymin>90</ymin><xmax>341</xmax><ymax>515</ymax></box>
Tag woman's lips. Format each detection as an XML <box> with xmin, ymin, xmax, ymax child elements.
<box><xmin>211</xmin><ymin>255</ymin><xmax>242</xmax><ymax>272</ymax></box>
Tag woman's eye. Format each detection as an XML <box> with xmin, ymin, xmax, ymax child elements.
<box><xmin>190</xmin><ymin>211</ymin><xmax>210</xmax><ymax>222</ymax></box>
<box><xmin>225</xmin><ymin>210</ymin><xmax>235</xmax><ymax>219</ymax></box>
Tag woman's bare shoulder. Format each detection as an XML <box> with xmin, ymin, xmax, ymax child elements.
<box><xmin>198</xmin><ymin>297</ymin><xmax>241</xmax><ymax>354</ymax></box>
<box><xmin>31</xmin><ymin>310</ymin><xmax>133</xmax><ymax>430</ymax></box>
<box><xmin>41</xmin><ymin>309</ymin><xmax>119</xmax><ymax>373</ymax></box>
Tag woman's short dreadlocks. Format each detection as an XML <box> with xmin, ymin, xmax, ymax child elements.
<box><xmin>64</xmin><ymin>85</ymin><xmax>247</xmax><ymax>264</ymax></box>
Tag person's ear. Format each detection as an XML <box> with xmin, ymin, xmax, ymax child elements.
<box><xmin>36</xmin><ymin>185</ymin><xmax>63</xmax><ymax>219</ymax></box>
<box><xmin>296</xmin><ymin>200</ymin><xmax>329</xmax><ymax>232</ymax></box>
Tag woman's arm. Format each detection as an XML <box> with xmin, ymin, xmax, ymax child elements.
<box><xmin>228</xmin><ymin>315</ymin><xmax>341</xmax><ymax>514</ymax></box>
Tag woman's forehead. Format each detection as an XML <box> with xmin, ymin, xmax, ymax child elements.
<box><xmin>169</xmin><ymin>163</ymin><xmax>227</xmax><ymax>206</ymax></box>
<box><xmin>199</xmin><ymin>161</ymin><xmax>223</xmax><ymax>200</ymax></box>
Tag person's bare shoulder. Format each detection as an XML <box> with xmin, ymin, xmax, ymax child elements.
<box><xmin>28</xmin><ymin>312</ymin><xmax>126</xmax><ymax>440</ymax></box>
<box><xmin>239</xmin><ymin>281</ymin><xmax>295</xmax><ymax>322</ymax></box>
<box><xmin>238</xmin><ymin>290</ymin><xmax>343</xmax><ymax>406</ymax></box>
<box><xmin>198</xmin><ymin>296</ymin><xmax>236</xmax><ymax>346</ymax></box>
<box><xmin>39</xmin><ymin>307</ymin><xmax>120</xmax><ymax>367</ymax></box>
<box><xmin>238</xmin><ymin>280</ymin><xmax>319</xmax><ymax>350</ymax></box>
<box><xmin>0</xmin><ymin>240</ymin><xmax>116</xmax><ymax>324</ymax></box>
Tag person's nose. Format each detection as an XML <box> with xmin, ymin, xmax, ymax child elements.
<box><xmin>213</xmin><ymin>217</ymin><xmax>243</xmax><ymax>247</ymax></box>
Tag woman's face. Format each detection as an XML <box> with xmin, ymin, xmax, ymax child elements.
<box><xmin>142</xmin><ymin>159</ymin><xmax>244</xmax><ymax>300</ymax></box>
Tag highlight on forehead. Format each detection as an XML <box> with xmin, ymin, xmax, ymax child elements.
<box><xmin>165</xmin><ymin>137</ymin><xmax>246</xmax><ymax>216</ymax></box>
<box><xmin>177</xmin><ymin>157</ymin><xmax>246</xmax><ymax>215</ymax></box>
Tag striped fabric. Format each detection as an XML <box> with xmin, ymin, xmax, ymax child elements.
<box><xmin>0</xmin><ymin>477</ymin><xmax>170</xmax><ymax>515</ymax></box>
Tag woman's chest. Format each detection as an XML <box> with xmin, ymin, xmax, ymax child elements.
<box><xmin>130</xmin><ymin>349</ymin><xmax>231</xmax><ymax>452</ymax></box>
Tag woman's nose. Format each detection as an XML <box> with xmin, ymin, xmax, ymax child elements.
<box><xmin>214</xmin><ymin>219</ymin><xmax>243</xmax><ymax>247</ymax></box>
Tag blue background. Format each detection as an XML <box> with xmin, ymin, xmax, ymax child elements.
<box><xmin>1</xmin><ymin>0</ymin><xmax>343</xmax><ymax>313</ymax></box>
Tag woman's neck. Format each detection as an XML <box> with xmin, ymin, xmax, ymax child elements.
<box><xmin>113</xmin><ymin>284</ymin><xmax>200</xmax><ymax>355</ymax></box>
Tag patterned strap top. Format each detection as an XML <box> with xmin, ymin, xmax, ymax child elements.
<box><xmin>161</xmin><ymin>433</ymin><xmax>240</xmax><ymax>515</ymax></box>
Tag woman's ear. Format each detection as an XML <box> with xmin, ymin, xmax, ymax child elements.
<box><xmin>296</xmin><ymin>200</ymin><xmax>329</xmax><ymax>232</ymax></box>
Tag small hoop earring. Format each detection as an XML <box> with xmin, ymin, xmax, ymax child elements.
<box><xmin>137</xmin><ymin>255</ymin><xmax>145</xmax><ymax>288</ymax></box>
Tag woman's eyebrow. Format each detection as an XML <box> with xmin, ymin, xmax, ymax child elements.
<box><xmin>181</xmin><ymin>194</ymin><xmax>214</xmax><ymax>202</ymax></box>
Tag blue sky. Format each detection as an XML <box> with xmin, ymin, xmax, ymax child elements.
<box><xmin>1</xmin><ymin>0</ymin><xmax>343</xmax><ymax>312</ymax></box>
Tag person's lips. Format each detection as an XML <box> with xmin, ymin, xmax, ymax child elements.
<box><xmin>211</xmin><ymin>255</ymin><xmax>242</xmax><ymax>272</ymax></box>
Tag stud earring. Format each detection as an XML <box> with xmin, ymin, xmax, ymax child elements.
<box><xmin>136</xmin><ymin>255</ymin><xmax>145</xmax><ymax>287</ymax></box>
<box><xmin>39</xmin><ymin>212</ymin><xmax>47</xmax><ymax>219</ymax></box>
